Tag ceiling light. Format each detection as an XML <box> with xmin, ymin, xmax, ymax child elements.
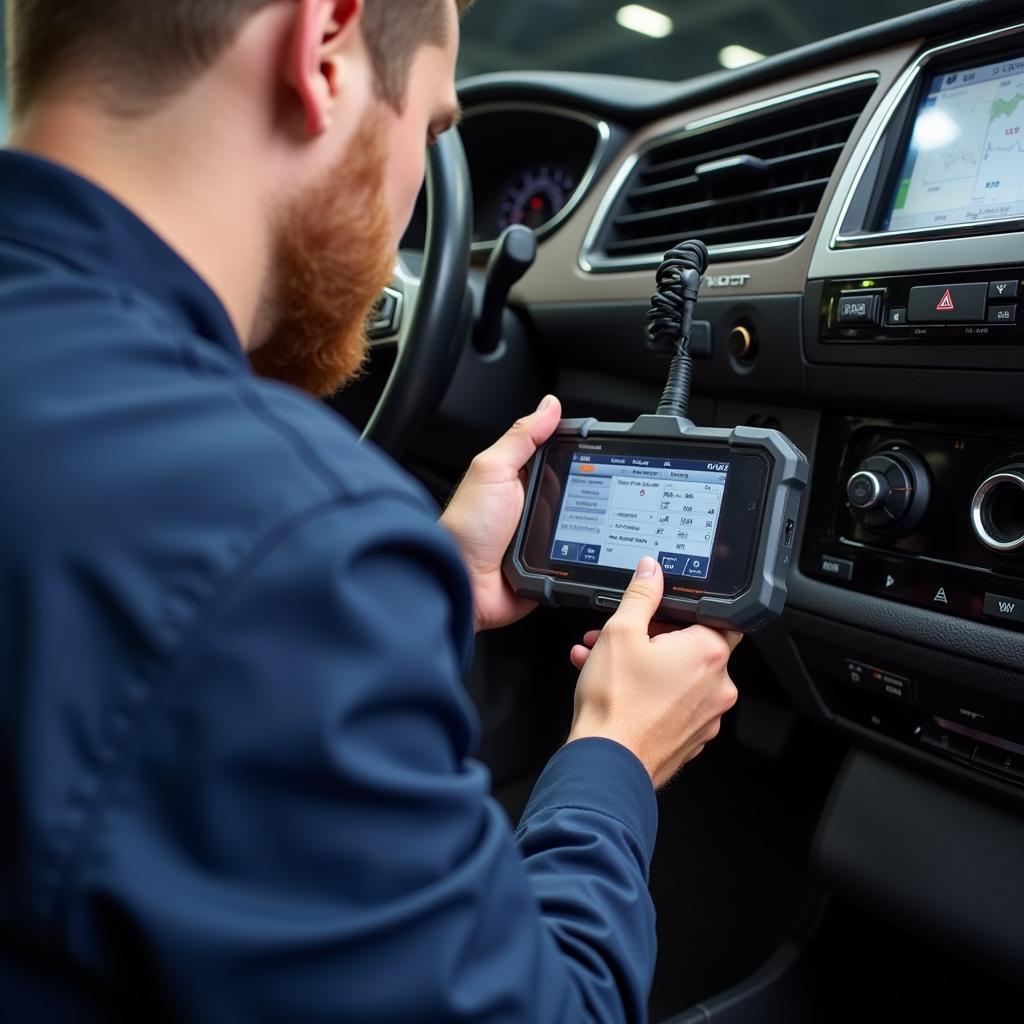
<box><xmin>616</xmin><ymin>5</ymin><xmax>674</xmax><ymax>40</ymax></box>
<box><xmin>718</xmin><ymin>44</ymin><xmax>766</xmax><ymax>69</ymax></box>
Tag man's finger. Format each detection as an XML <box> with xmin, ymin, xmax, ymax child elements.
<box><xmin>479</xmin><ymin>395</ymin><xmax>562</xmax><ymax>473</ymax></box>
<box><xmin>608</xmin><ymin>557</ymin><xmax>664</xmax><ymax>632</ymax></box>
<box><xmin>585</xmin><ymin>620</ymin><xmax>673</xmax><ymax>649</ymax></box>
<box><xmin>570</xmin><ymin>644</ymin><xmax>591</xmax><ymax>670</ymax></box>
<box><xmin>722</xmin><ymin>630</ymin><xmax>744</xmax><ymax>652</ymax></box>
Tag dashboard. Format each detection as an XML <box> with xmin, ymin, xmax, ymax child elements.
<box><xmin>460</xmin><ymin>105</ymin><xmax>614</xmax><ymax>249</ymax></box>
<box><xmin>402</xmin><ymin>104</ymin><xmax>617</xmax><ymax>253</ymax></box>
<box><xmin>436</xmin><ymin>0</ymin><xmax>1024</xmax><ymax>988</ymax></box>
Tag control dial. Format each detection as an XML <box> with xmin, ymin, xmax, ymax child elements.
<box><xmin>846</xmin><ymin>470</ymin><xmax>885</xmax><ymax>511</ymax></box>
<box><xmin>971</xmin><ymin>465</ymin><xmax>1024</xmax><ymax>552</ymax></box>
<box><xmin>846</xmin><ymin>449</ymin><xmax>930</xmax><ymax>533</ymax></box>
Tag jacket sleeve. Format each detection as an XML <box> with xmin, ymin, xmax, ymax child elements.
<box><xmin>62</xmin><ymin>494</ymin><xmax>658</xmax><ymax>1024</ymax></box>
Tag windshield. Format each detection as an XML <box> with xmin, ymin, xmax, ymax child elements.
<box><xmin>457</xmin><ymin>0</ymin><xmax>936</xmax><ymax>81</ymax></box>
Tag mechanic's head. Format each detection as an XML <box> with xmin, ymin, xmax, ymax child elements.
<box><xmin>5</xmin><ymin>0</ymin><xmax>470</xmax><ymax>395</ymax></box>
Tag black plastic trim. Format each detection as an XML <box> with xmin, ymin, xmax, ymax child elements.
<box><xmin>787</xmin><ymin>566</ymin><xmax>1024</xmax><ymax>674</ymax></box>
<box><xmin>814</xmin><ymin>749</ymin><xmax>1024</xmax><ymax>983</ymax></box>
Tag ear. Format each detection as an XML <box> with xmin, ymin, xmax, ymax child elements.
<box><xmin>288</xmin><ymin>0</ymin><xmax>365</xmax><ymax>136</ymax></box>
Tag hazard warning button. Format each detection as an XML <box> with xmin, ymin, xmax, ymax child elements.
<box><xmin>907</xmin><ymin>282</ymin><xmax>987</xmax><ymax>323</ymax></box>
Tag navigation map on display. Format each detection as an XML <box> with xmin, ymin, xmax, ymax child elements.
<box><xmin>885</xmin><ymin>55</ymin><xmax>1024</xmax><ymax>232</ymax></box>
<box><xmin>550</xmin><ymin>454</ymin><xmax>729</xmax><ymax>580</ymax></box>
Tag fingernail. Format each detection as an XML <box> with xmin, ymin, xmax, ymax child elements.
<box><xmin>635</xmin><ymin>556</ymin><xmax>659</xmax><ymax>578</ymax></box>
<box><xmin>537</xmin><ymin>394</ymin><xmax>554</xmax><ymax>413</ymax></box>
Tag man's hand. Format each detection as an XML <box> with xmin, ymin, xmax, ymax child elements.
<box><xmin>567</xmin><ymin>556</ymin><xmax>741</xmax><ymax>789</ymax></box>
<box><xmin>441</xmin><ymin>395</ymin><xmax>562</xmax><ymax>633</ymax></box>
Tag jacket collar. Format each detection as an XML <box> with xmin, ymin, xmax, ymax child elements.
<box><xmin>0</xmin><ymin>148</ymin><xmax>246</xmax><ymax>366</ymax></box>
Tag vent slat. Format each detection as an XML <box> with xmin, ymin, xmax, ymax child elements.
<box><xmin>603</xmin><ymin>215</ymin><xmax>816</xmax><ymax>255</ymax></box>
<box><xmin>641</xmin><ymin>114</ymin><xmax>861</xmax><ymax>178</ymax></box>
<box><xmin>614</xmin><ymin>178</ymin><xmax>832</xmax><ymax>228</ymax></box>
<box><xmin>628</xmin><ymin>144</ymin><xmax>844</xmax><ymax>200</ymax></box>
<box><xmin>588</xmin><ymin>80</ymin><xmax>875</xmax><ymax>266</ymax></box>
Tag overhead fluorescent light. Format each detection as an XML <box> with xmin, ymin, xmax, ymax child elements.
<box><xmin>616</xmin><ymin>4</ymin><xmax>674</xmax><ymax>40</ymax></box>
<box><xmin>718</xmin><ymin>44</ymin><xmax>766</xmax><ymax>69</ymax></box>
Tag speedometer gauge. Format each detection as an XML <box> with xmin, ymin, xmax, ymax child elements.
<box><xmin>497</xmin><ymin>167</ymin><xmax>576</xmax><ymax>233</ymax></box>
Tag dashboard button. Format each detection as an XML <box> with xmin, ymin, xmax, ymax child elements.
<box><xmin>919</xmin><ymin>723</ymin><xmax>974</xmax><ymax>760</ymax></box>
<box><xmin>988</xmin><ymin>280</ymin><xmax>1019</xmax><ymax>301</ymax></box>
<box><xmin>983</xmin><ymin>592</ymin><xmax>1024</xmax><ymax>623</ymax></box>
<box><xmin>907</xmin><ymin>282</ymin><xmax>987</xmax><ymax>323</ymax></box>
<box><xmin>836</xmin><ymin>292</ymin><xmax>881</xmax><ymax>325</ymax></box>
<box><xmin>886</xmin><ymin>307</ymin><xmax>908</xmax><ymax>326</ymax></box>
<box><xmin>819</xmin><ymin>555</ymin><xmax>854</xmax><ymax>581</ymax></box>
<box><xmin>845</xmin><ymin>659</ymin><xmax>914</xmax><ymax>702</ymax></box>
<box><xmin>368</xmin><ymin>288</ymin><xmax>403</xmax><ymax>339</ymax></box>
<box><xmin>689</xmin><ymin>320</ymin><xmax>713</xmax><ymax>360</ymax></box>
<box><xmin>987</xmin><ymin>304</ymin><xmax>1017</xmax><ymax>324</ymax></box>
<box><xmin>973</xmin><ymin>744</ymin><xmax>1024</xmax><ymax>781</ymax></box>
<box><xmin>594</xmin><ymin>593</ymin><xmax>621</xmax><ymax>610</ymax></box>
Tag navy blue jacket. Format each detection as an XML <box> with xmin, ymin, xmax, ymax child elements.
<box><xmin>0</xmin><ymin>150</ymin><xmax>657</xmax><ymax>1023</ymax></box>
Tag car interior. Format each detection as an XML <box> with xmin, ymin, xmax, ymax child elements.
<box><xmin>4</xmin><ymin>0</ymin><xmax>1024</xmax><ymax>1019</ymax></box>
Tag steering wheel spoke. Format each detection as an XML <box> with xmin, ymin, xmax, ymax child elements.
<box><xmin>368</xmin><ymin>257</ymin><xmax>422</xmax><ymax>351</ymax></box>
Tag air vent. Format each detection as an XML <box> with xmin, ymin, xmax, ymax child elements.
<box><xmin>584</xmin><ymin>76</ymin><xmax>877</xmax><ymax>271</ymax></box>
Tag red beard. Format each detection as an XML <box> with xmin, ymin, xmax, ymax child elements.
<box><xmin>251</xmin><ymin>114</ymin><xmax>396</xmax><ymax>398</ymax></box>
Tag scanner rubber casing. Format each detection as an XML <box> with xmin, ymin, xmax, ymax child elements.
<box><xmin>503</xmin><ymin>414</ymin><xmax>809</xmax><ymax>633</ymax></box>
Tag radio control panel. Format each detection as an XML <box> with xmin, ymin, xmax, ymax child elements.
<box><xmin>801</xmin><ymin>417</ymin><xmax>1024</xmax><ymax>631</ymax></box>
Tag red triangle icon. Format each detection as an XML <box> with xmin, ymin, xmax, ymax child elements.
<box><xmin>936</xmin><ymin>288</ymin><xmax>955</xmax><ymax>312</ymax></box>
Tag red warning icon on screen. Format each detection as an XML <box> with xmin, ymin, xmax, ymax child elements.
<box><xmin>936</xmin><ymin>288</ymin><xmax>955</xmax><ymax>312</ymax></box>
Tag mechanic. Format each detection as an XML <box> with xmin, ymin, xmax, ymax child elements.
<box><xmin>0</xmin><ymin>1</ymin><xmax>739</xmax><ymax>1020</ymax></box>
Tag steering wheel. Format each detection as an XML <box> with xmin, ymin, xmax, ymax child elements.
<box><xmin>360</xmin><ymin>130</ymin><xmax>473</xmax><ymax>457</ymax></box>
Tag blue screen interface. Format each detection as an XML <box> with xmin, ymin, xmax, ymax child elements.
<box><xmin>550</xmin><ymin>454</ymin><xmax>730</xmax><ymax>580</ymax></box>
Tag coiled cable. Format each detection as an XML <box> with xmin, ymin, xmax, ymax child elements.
<box><xmin>647</xmin><ymin>240</ymin><xmax>709</xmax><ymax>418</ymax></box>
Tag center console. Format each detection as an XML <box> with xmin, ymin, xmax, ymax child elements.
<box><xmin>794</xmin><ymin>22</ymin><xmax>1024</xmax><ymax>794</ymax></box>
<box><xmin>797</xmin><ymin>416</ymin><xmax>1024</xmax><ymax>788</ymax></box>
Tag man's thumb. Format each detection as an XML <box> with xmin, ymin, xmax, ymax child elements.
<box><xmin>481</xmin><ymin>395</ymin><xmax>562</xmax><ymax>473</ymax></box>
<box><xmin>613</xmin><ymin>556</ymin><xmax>664</xmax><ymax>628</ymax></box>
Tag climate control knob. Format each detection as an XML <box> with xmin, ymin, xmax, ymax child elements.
<box><xmin>846</xmin><ymin>470</ymin><xmax>885</xmax><ymax>511</ymax></box>
<box><xmin>971</xmin><ymin>466</ymin><xmax>1024</xmax><ymax>552</ymax></box>
<box><xmin>846</xmin><ymin>449</ymin><xmax>930</xmax><ymax>533</ymax></box>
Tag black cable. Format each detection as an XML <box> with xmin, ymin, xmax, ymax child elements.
<box><xmin>647</xmin><ymin>239</ymin><xmax>709</xmax><ymax>418</ymax></box>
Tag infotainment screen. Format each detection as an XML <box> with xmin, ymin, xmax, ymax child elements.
<box><xmin>883</xmin><ymin>54</ymin><xmax>1024</xmax><ymax>233</ymax></box>
<box><xmin>549</xmin><ymin>452</ymin><xmax>728</xmax><ymax>580</ymax></box>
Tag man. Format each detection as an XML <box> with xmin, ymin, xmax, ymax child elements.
<box><xmin>0</xmin><ymin>1</ymin><xmax>739</xmax><ymax>1020</ymax></box>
